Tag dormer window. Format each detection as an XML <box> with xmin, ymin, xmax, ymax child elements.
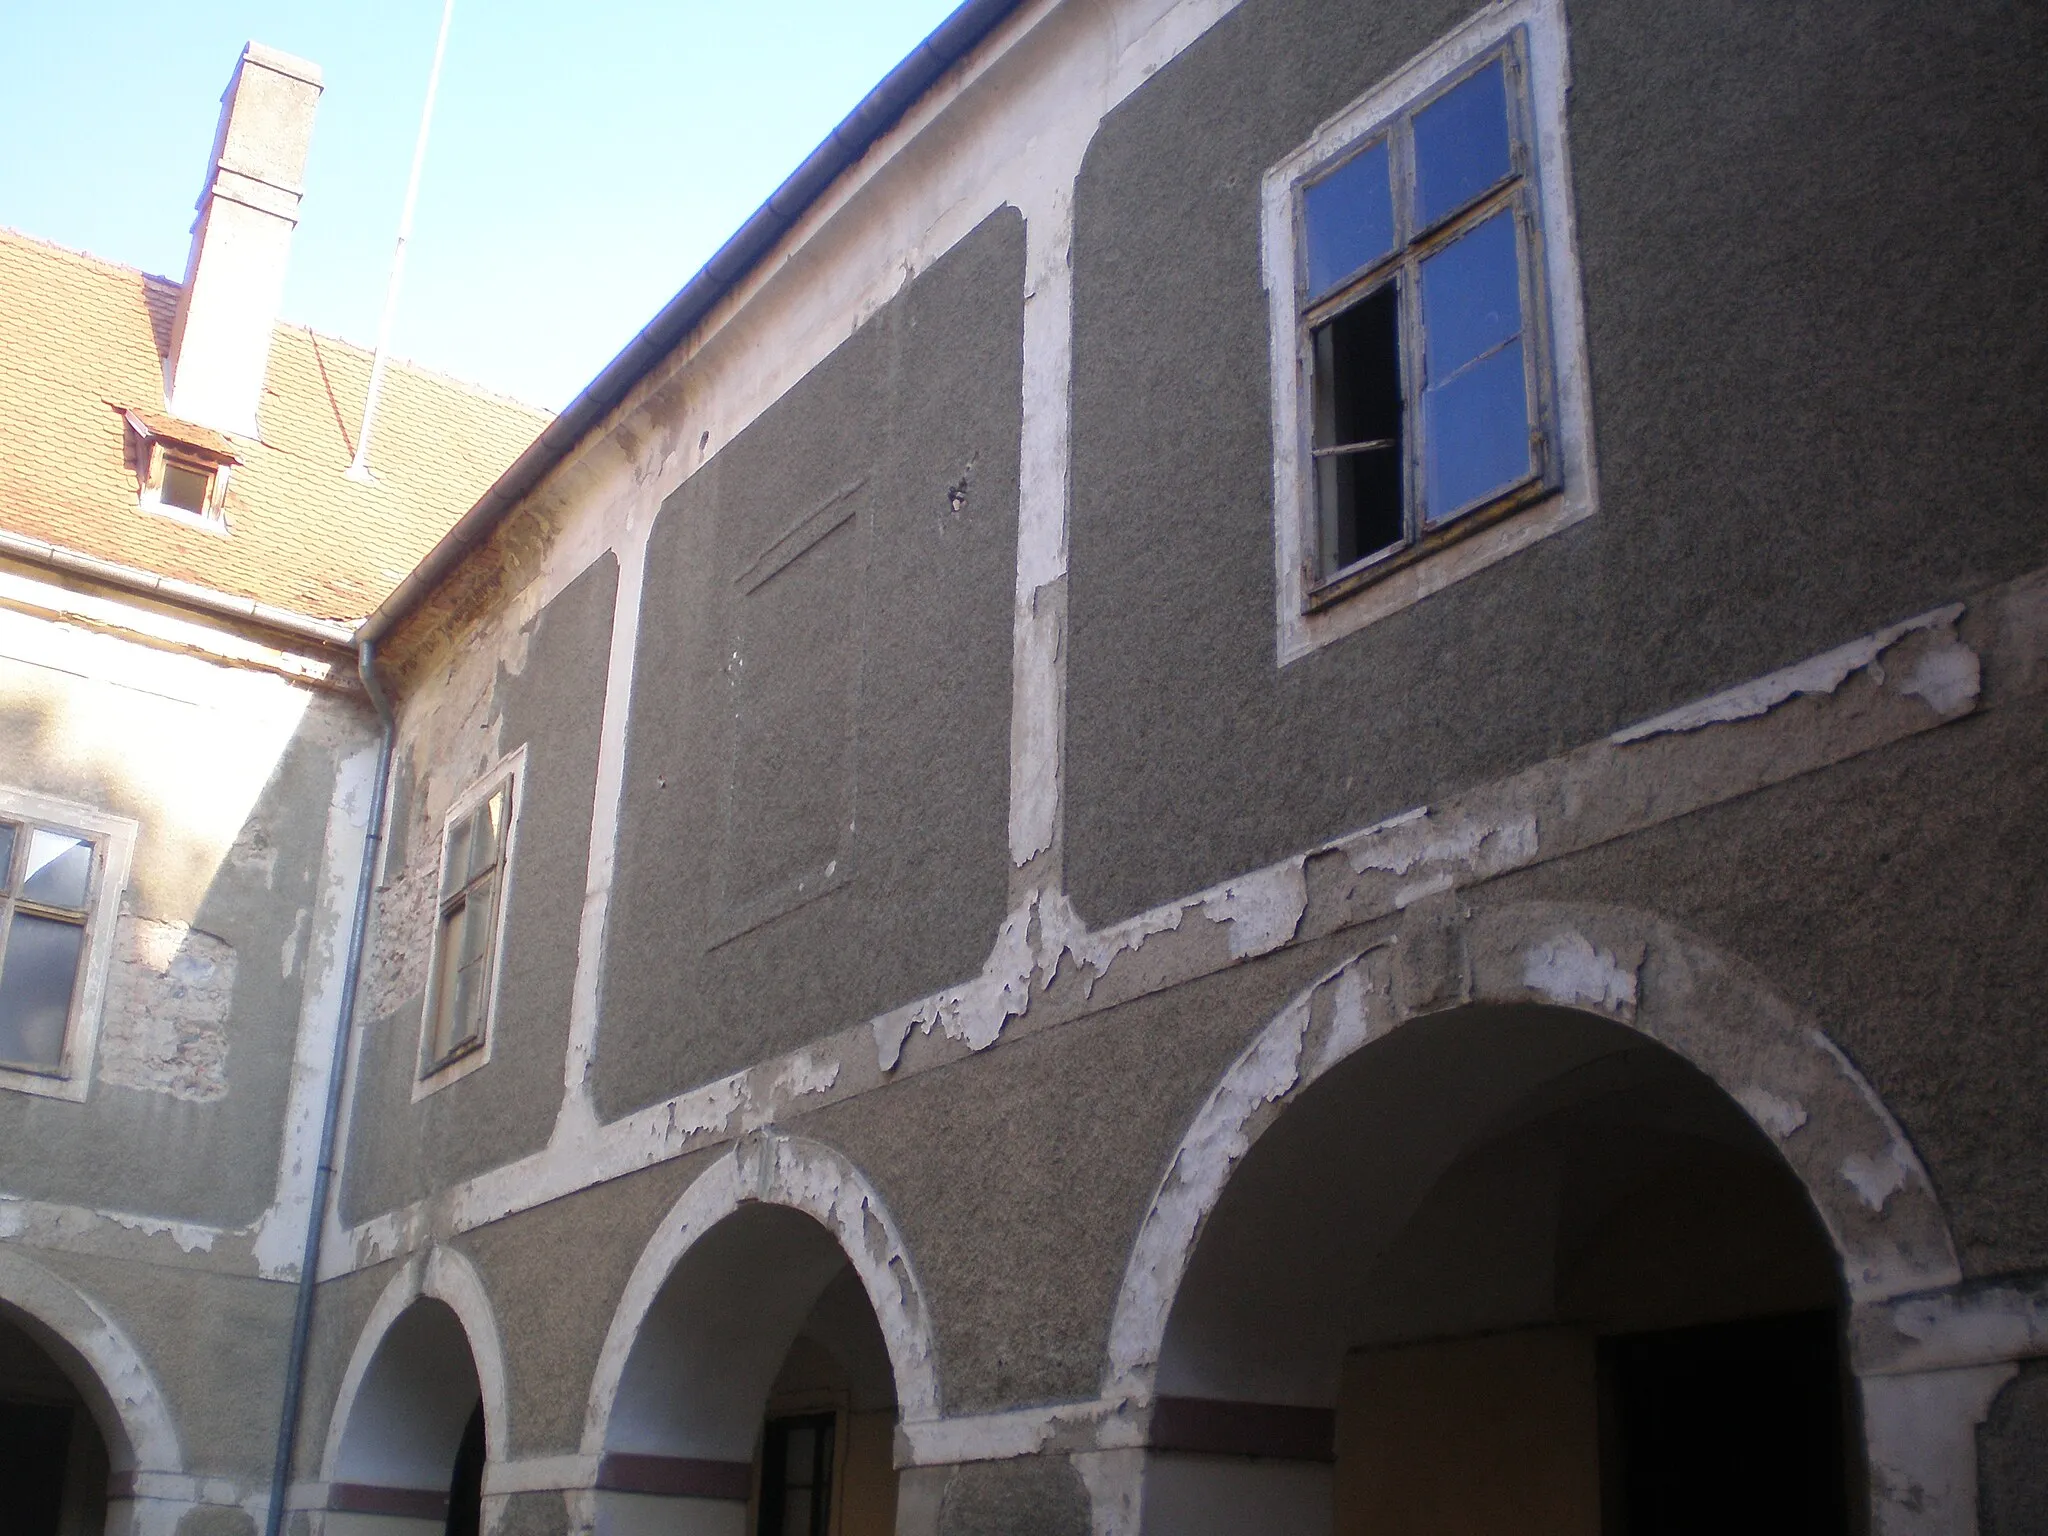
<box><xmin>117</xmin><ymin>405</ymin><xmax>238</xmax><ymax>529</ymax></box>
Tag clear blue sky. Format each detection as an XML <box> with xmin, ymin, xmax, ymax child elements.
<box><xmin>0</xmin><ymin>0</ymin><xmax>963</xmax><ymax>410</ymax></box>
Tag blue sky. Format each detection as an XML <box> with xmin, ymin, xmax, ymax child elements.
<box><xmin>0</xmin><ymin>1</ymin><xmax>962</xmax><ymax>410</ymax></box>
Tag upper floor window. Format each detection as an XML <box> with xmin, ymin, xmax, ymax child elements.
<box><xmin>121</xmin><ymin>406</ymin><xmax>236</xmax><ymax>530</ymax></box>
<box><xmin>1265</xmin><ymin>0</ymin><xmax>1597</xmax><ymax>662</ymax></box>
<box><xmin>0</xmin><ymin>791</ymin><xmax>136</xmax><ymax>1100</ymax></box>
<box><xmin>416</xmin><ymin>751</ymin><xmax>522</xmax><ymax>1094</ymax></box>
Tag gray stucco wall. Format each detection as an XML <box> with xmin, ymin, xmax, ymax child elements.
<box><xmin>1064</xmin><ymin>0</ymin><xmax>2048</xmax><ymax>926</ymax></box>
<box><xmin>341</xmin><ymin>553</ymin><xmax>619</xmax><ymax>1225</ymax></box>
<box><xmin>597</xmin><ymin>206</ymin><xmax>1024</xmax><ymax>1115</ymax></box>
<box><xmin>0</xmin><ymin>681</ymin><xmax>370</xmax><ymax>1227</ymax></box>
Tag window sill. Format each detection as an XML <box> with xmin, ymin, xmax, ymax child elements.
<box><xmin>413</xmin><ymin>1033</ymin><xmax>492</xmax><ymax>1100</ymax></box>
<box><xmin>1281</xmin><ymin>485</ymin><xmax>1591</xmax><ymax>663</ymax></box>
<box><xmin>0</xmin><ymin>1062</ymin><xmax>86</xmax><ymax>1102</ymax></box>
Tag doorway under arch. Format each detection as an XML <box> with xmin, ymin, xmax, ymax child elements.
<box><xmin>0</xmin><ymin>1301</ymin><xmax>117</xmax><ymax>1536</ymax></box>
<box><xmin>587</xmin><ymin>1136</ymin><xmax>934</xmax><ymax>1536</ymax></box>
<box><xmin>326</xmin><ymin>1296</ymin><xmax>489</xmax><ymax>1536</ymax></box>
<box><xmin>1142</xmin><ymin>1003</ymin><xmax>1858</xmax><ymax>1536</ymax></box>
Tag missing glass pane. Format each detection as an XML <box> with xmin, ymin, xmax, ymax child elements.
<box><xmin>1313</xmin><ymin>282</ymin><xmax>1405</xmax><ymax>572</ymax></box>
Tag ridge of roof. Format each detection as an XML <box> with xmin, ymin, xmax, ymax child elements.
<box><xmin>358</xmin><ymin>0</ymin><xmax>1030</xmax><ymax>646</ymax></box>
<box><xmin>0</xmin><ymin>225</ymin><xmax>180</xmax><ymax>292</ymax></box>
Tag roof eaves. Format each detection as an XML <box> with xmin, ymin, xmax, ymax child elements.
<box><xmin>356</xmin><ymin>0</ymin><xmax>1028</xmax><ymax>646</ymax></box>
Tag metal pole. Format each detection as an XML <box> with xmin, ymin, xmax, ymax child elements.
<box><xmin>347</xmin><ymin>0</ymin><xmax>458</xmax><ymax>482</ymax></box>
<box><xmin>261</xmin><ymin>641</ymin><xmax>395</xmax><ymax>1536</ymax></box>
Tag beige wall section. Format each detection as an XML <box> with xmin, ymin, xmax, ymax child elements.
<box><xmin>1333</xmin><ymin>1330</ymin><xmax>1600</xmax><ymax>1536</ymax></box>
<box><xmin>836</xmin><ymin>1409</ymin><xmax>896</xmax><ymax>1536</ymax></box>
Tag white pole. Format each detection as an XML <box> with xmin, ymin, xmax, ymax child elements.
<box><xmin>347</xmin><ymin>0</ymin><xmax>458</xmax><ymax>482</ymax></box>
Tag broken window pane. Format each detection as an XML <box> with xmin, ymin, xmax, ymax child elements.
<box><xmin>1420</xmin><ymin>208</ymin><xmax>1523</xmax><ymax>379</ymax></box>
<box><xmin>0</xmin><ymin>912</ymin><xmax>84</xmax><ymax>1070</ymax></box>
<box><xmin>20</xmin><ymin>830</ymin><xmax>92</xmax><ymax>912</ymax></box>
<box><xmin>1412</xmin><ymin>57</ymin><xmax>1512</xmax><ymax>229</ymax></box>
<box><xmin>1312</xmin><ymin>282</ymin><xmax>1405</xmax><ymax>570</ymax></box>
<box><xmin>1426</xmin><ymin>338</ymin><xmax>1530</xmax><ymax>521</ymax></box>
<box><xmin>1303</xmin><ymin>138</ymin><xmax>1394</xmax><ymax>299</ymax></box>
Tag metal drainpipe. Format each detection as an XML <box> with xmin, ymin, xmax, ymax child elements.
<box><xmin>263</xmin><ymin>638</ymin><xmax>397</xmax><ymax>1536</ymax></box>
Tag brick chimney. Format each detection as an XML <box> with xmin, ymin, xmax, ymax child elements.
<box><xmin>165</xmin><ymin>43</ymin><xmax>323</xmax><ymax>437</ymax></box>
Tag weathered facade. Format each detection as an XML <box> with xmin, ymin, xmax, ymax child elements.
<box><xmin>4</xmin><ymin>1</ymin><xmax>2046</xmax><ymax>1534</ymax></box>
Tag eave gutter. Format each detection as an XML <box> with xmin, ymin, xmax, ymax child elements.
<box><xmin>0</xmin><ymin>526</ymin><xmax>357</xmax><ymax>649</ymax></box>
<box><xmin>355</xmin><ymin>0</ymin><xmax>1027</xmax><ymax>648</ymax></box>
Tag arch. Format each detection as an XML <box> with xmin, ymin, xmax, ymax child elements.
<box><xmin>0</xmin><ymin>1243</ymin><xmax>181</xmax><ymax>1475</ymax></box>
<box><xmin>1103</xmin><ymin>899</ymin><xmax>1960</xmax><ymax>1404</ymax></box>
<box><xmin>320</xmin><ymin>1244</ymin><xmax>509</xmax><ymax>1486</ymax></box>
<box><xmin>582</xmin><ymin>1130</ymin><xmax>939</xmax><ymax>1458</ymax></box>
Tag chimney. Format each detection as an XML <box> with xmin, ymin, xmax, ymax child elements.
<box><xmin>166</xmin><ymin>43</ymin><xmax>322</xmax><ymax>437</ymax></box>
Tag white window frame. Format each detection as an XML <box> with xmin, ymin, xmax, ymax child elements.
<box><xmin>1265</xmin><ymin>0</ymin><xmax>1597</xmax><ymax>664</ymax></box>
<box><xmin>0</xmin><ymin>788</ymin><xmax>137</xmax><ymax>1102</ymax></box>
<box><xmin>412</xmin><ymin>746</ymin><xmax>525</xmax><ymax>1099</ymax></box>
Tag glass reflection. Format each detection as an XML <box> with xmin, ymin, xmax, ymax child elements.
<box><xmin>1426</xmin><ymin>339</ymin><xmax>1531</xmax><ymax>521</ymax></box>
<box><xmin>1413</xmin><ymin>57</ymin><xmax>1512</xmax><ymax>229</ymax></box>
<box><xmin>0</xmin><ymin>913</ymin><xmax>84</xmax><ymax>1069</ymax></box>
<box><xmin>20</xmin><ymin>830</ymin><xmax>92</xmax><ymax>912</ymax></box>
<box><xmin>1303</xmin><ymin>139</ymin><xmax>1393</xmax><ymax>299</ymax></box>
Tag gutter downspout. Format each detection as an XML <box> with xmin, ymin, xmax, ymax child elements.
<box><xmin>263</xmin><ymin>638</ymin><xmax>396</xmax><ymax>1536</ymax></box>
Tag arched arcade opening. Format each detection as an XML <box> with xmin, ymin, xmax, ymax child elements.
<box><xmin>1140</xmin><ymin>1002</ymin><xmax>1856</xmax><ymax>1535</ymax></box>
<box><xmin>0</xmin><ymin>1301</ymin><xmax>117</xmax><ymax>1536</ymax></box>
<box><xmin>588</xmin><ymin>1137</ymin><xmax>934</xmax><ymax>1536</ymax></box>
<box><xmin>325</xmin><ymin>1295</ymin><xmax>490</xmax><ymax>1536</ymax></box>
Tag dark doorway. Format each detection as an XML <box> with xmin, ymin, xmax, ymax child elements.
<box><xmin>1602</xmin><ymin>1310</ymin><xmax>1848</xmax><ymax>1536</ymax></box>
<box><xmin>0</xmin><ymin>1400</ymin><xmax>73</xmax><ymax>1536</ymax></box>
<box><xmin>444</xmin><ymin>1400</ymin><xmax>485</xmax><ymax>1536</ymax></box>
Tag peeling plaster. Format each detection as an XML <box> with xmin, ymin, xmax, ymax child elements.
<box><xmin>98</xmin><ymin>918</ymin><xmax>236</xmax><ymax>1103</ymax></box>
<box><xmin>1737</xmin><ymin>1085</ymin><xmax>1811</xmax><ymax>1141</ymax></box>
<box><xmin>1844</xmin><ymin>1144</ymin><xmax>1916</xmax><ymax>1214</ymax></box>
<box><xmin>1520</xmin><ymin>931</ymin><xmax>1638</xmax><ymax>1014</ymax></box>
<box><xmin>1612</xmin><ymin>604</ymin><xmax>1973</xmax><ymax>744</ymax></box>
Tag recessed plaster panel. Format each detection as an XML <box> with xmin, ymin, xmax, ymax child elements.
<box><xmin>340</xmin><ymin>555</ymin><xmax>617</xmax><ymax>1225</ymax></box>
<box><xmin>1065</xmin><ymin>0</ymin><xmax>2048</xmax><ymax>924</ymax></box>
<box><xmin>599</xmin><ymin>208</ymin><xmax>1022</xmax><ymax>1112</ymax></box>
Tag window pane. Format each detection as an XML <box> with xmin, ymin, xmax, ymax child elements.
<box><xmin>1425</xmin><ymin>337</ymin><xmax>1531</xmax><ymax>521</ymax></box>
<box><xmin>442</xmin><ymin>816</ymin><xmax>473</xmax><ymax>900</ymax></box>
<box><xmin>471</xmin><ymin>789</ymin><xmax>505</xmax><ymax>877</ymax></box>
<box><xmin>0</xmin><ymin>913</ymin><xmax>84</xmax><ymax>1070</ymax></box>
<box><xmin>1420</xmin><ymin>209</ymin><xmax>1523</xmax><ymax>381</ymax></box>
<box><xmin>1303</xmin><ymin>138</ymin><xmax>1394</xmax><ymax>299</ymax></box>
<box><xmin>160</xmin><ymin>462</ymin><xmax>210</xmax><ymax>513</ymax></box>
<box><xmin>0</xmin><ymin>822</ymin><xmax>15</xmax><ymax>886</ymax></box>
<box><xmin>1412</xmin><ymin>56</ymin><xmax>1513</xmax><ymax>229</ymax></box>
<box><xmin>428</xmin><ymin>904</ymin><xmax>467</xmax><ymax>1061</ymax></box>
<box><xmin>459</xmin><ymin>874</ymin><xmax>498</xmax><ymax>966</ymax></box>
<box><xmin>20</xmin><ymin>830</ymin><xmax>93</xmax><ymax>912</ymax></box>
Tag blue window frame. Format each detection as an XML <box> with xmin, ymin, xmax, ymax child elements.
<box><xmin>1296</xmin><ymin>34</ymin><xmax>1557</xmax><ymax>587</ymax></box>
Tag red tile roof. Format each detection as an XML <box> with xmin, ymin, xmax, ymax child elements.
<box><xmin>0</xmin><ymin>227</ymin><xmax>550</xmax><ymax>624</ymax></box>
